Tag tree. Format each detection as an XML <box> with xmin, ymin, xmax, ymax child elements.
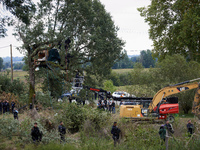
<box><xmin>103</xmin><ymin>80</ymin><xmax>116</xmax><ymax>94</ymax></box>
<box><xmin>0</xmin><ymin>0</ymin><xmax>35</xmax><ymax>37</ymax></box>
<box><xmin>138</xmin><ymin>50</ymin><xmax>155</xmax><ymax>68</ymax></box>
<box><xmin>138</xmin><ymin>0</ymin><xmax>200</xmax><ymax>62</ymax></box>
<box><xmin>14</xmin><ymin>0</ymin><xmax>124</xmax><ymax>103</ymax></box>
<box><xmin>0</xmin><ymin>57</ymin><xmax>3</xmax><ymax>71</ymax></box>
<box><xmin>112</xmin><ymin>50</ymin><xmax>133</xmax><ymax>69</ymax></box>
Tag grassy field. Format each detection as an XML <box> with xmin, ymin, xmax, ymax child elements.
<box><xmin>0</xmin><ymin>69</ymin><xmax>134</xmax><ymax>83</ymax></box>
<box><xmin>112</xmin><ymin>68</ymin><xmax>152</xmax><ymax>74</ymax></box>
<box><xmin>112</xmin><ymin>68</ymin><xmax>133</xmax><ymax>74</ymax></box>
<box><xmin>0</xmin><ymin>70</ymin><xmax>28</xmax><ymax>82</ymax></box>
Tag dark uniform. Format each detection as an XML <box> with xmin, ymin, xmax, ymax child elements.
<box><xmin>31</xmin><ymin>126</ymin><xmax>42</xmax><ymax>143</ymax></box>
<box><xmin>13</xmin><ymin>109</ymin><xmax>18</xmax><ymax>120</ymax></box>
<box><xmin>3</xmin><ymin>101</ymin><xmax>7</xmax><ymax>113</ymax></box>
<box><xmin>159</xmin><ymin>125</ymin><xmax>166</xmax><ymax>142</ymax></box>
<box><xmin>164</xmin><ymin>123</ymin><xmax>174</xmax><ymax>136</ymax></box>
<box><xmin>58</xmin><ymin>124</ymin><xmax>66</xmax><ymax>142</ymax></box>
<box><xmin>111</xmin><ymin>123</ymin><xmax>121</xmax><ymax>146</ymax></box>
<box><xmin>6</xmin><ymin>101</ymin><xmax>10</xmax><ymax>112</ymax></box>
<box><xmin>0</xmin><ymin>101</ymin><xmax>2</xmax><ymax>114</ymax></box>
<box><xmin>11</xmin><ymin>101</ymin><xmax>15</xmax><ymax>113</ymax></box>
<box><xmin>187</xmin><ymin>122</ymin><xmax>194</xmax><ymax>136</ymax></box>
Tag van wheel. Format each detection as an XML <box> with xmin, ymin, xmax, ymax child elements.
<box><xmin>167</xmin><ymin>115</ymin><xmax>175</xmax><ymax>123</ymax></box>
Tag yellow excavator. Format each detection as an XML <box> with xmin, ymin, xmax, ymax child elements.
<box><xmin>120</xmin><ymin>78</ymin><xmax>200</xmax><ymax>121</ymax></box>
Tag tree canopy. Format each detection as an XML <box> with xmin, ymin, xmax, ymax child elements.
<box><xmin>138</xmin><ymin>0</ymin><xmax>200</xmax><ymax>62</ymax></box>
<box><xmin>0</xmin><ymin>57</ymin><xmax>3</xmax><ymax>71</ymax></box>
<box><xmin>137</xmin><ymin>50</ymin><xmax>155</xmax><ymax>68</ymax></box>
<box><xmin>0</xmin><ymin>0</ymin><xmax>35</xmax><ymax>37</ymax></box>
<box><xmin>14</xmin><ymin>0</ymin><xmax>124</xmax><ymax>100</ymax></box>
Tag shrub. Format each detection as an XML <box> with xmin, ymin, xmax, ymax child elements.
<box><xmin>55</xmin><ymin>104</ymin><xmax>111</xmax><ymax>133</ymax></box>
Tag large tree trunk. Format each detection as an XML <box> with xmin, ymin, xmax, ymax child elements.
<box><xmin>28</xmin><ymin>50</ymin><xmax>35</xmax><ymax>107</ymax></box>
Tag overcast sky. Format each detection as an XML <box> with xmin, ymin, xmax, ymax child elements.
<box><xmin>0</xmin><ymin>0</ymin><xmax>152</xmax><ymax>57</ymax></box>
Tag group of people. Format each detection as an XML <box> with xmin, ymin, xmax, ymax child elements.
<box><xmin>159</xmin><ymin>120</ymin><xmax>194</xmax><ymax>143</ymax></box>
<box><xmin>31</xmin><ymin>120</ymin><xmax>120</xmax><ymax>146</ymax></box>
<box><xmin>0</xmin><ymin>100</ymin><xmax>18</xmax><ymax>119</ymax></box>
<box><xmin>0</xmin><ymin>100</ymin><xmax>10</xmax><ymax>113</ymax></box>
<box><xmin>97</xmin><ymin>99</ymin><xmax>116</xmax><ymax>113</ymax></box>
<box><xmin>31</xmin><ymin>121</ymin><xmax>66</xmax><ymax>144</ymax></box>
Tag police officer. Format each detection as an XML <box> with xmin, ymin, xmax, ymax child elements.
<box><xmin>159</xmin><ymin>125</ymin><xmax>166</xmax><ymax>142</ymax></box>
<box><xmin>111</xmin><ymin>122</ymin><xmax>121</xmax><ymax>147</ymax></box>
<box><xmin>58</xmin><ymin>121</ymin><xmax>66</xmax><ymax>142</ymax></box>
<box><xmin>11</xmin><ymin>100</ymin><xmax>15</xmax><ymax>113</ymax></box>
<box><xmin>31</xmin><ymin>122</ymin><xmax>42</xmax><ymax>143</ymax></box>
<box><xmin>0</xmin><ymin>100</ymin><xmax>2</xmax><ymax>114</ymax></box>
<box><xmin>13</xmin><ymin>107</ymin><xmax>18</xmax><ymax>120</ymax></box>
<box><xmin>164</xmin><ymin>120</ymin><xmax>174</xmax><ymax>136</ymax></box>
<box><xmin>187</xmin><ymin>120</ymin><xmax>194</xmax><ymax>137</ymax></box>
<box><xmin>6</xmin><ymin>100</ymin><xmax>10</xmax><ymax>113</ymax></box>
<box><xmin>3</xmin><ymin>100</ymin><xmax>7</xmax><ymax>113</ymax></box>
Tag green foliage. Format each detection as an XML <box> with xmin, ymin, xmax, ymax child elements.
<box><xmin>0</xmin><ymin>57</ymin><xmax>3</xmax><ymax>71</ymax></box>
<box><xmin>0</xmin><ymin>73</ymin><xmax>25</xmax><ymax>95</ymax></box>
<box><xmin>109</xmin><ymin>71</ymin><xmax>132</xmax><ymax>86</ymax></box>
<box><xmin>103</xmin><ymin>80</ymin><xmax>116</xmax><ymax>93</ymax></box>
<box><xmin>0</xmin><ymin>0</ymin><xmax>35</xmax><ymax>37</ymax></box>
<box><xmin>112</xmin><ymin>50</ymin><xmax>133</xmax><ymax>69</ymax></box>
<box><xmin>35</xmin><ymin>68</ymin><xmax>64</xmax><ymax>99</ymax></box>
<box><xmin>138</xmin><ymin>50</ymin><xmax>156</xmax><ymax>68</ymax></box>
<box><xmin>1</xmin><ymin>0</ymin><xmax>36</xmax><ymax>25</ymax></box>
<box><xmin>138</xmin><ymin>0</ymin><xmax>200</xmax><ymax>62</ymax></box>
<box><xmin>55</xmin><ymin>104</ymin><xmax>110</xmax><ymax>133</ymax></box>
<box><xmin>13</xmin><ymin>62</ymin><xmax>24</xmax><ymax>70</ymax></box>
<box><xmin>15</xmin><ymin>0</ymin><xmax>124</xmax><ymax>102</ymax></box>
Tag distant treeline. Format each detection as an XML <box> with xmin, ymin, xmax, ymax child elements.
<box><xmin>0</xmin><ymin>50</ymin><xmax>155</xmax><ymax>71</ymax></box>
<box><xmin>1</xmin><ymin>57</ymin><xmax>25</xmax><ymax>71</ymax></box>
<box><xmin>112</xmin><ymin>50</ymin><xmax>156</xmax><ymax>69</ymax></box>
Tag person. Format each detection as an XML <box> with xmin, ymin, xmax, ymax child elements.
<box><xmin>69</xmin><ymin>96</ymin><xmax>72</xmax><ymax>103</ymax></box>
<box><xmin>97</xmin><ymin>102</ymin><xmax>101</xmax><ymax>109</ymax></box>
<box><xmin>159</xmin><ymin>125</ymin><xmax>166</xmax><ymax>142</ymax></box>
<box><xmin>6</xmin><ymin>100</ymin><xmax>10</xmax><ymax>112</ymax></box>
<box><xmin>13</xmin><ymin>107</ymin><xmax>18</xmax><ymax>120</ymax></box>
<box><xmin>0</xmin><ymin>100</ymin><xmax>2</xmax><ymax>114</ymax></box>
<box><xmin>101</xmin><ymin>101</ymin><xmax>105</xmax><ymax>110</ymax></box>
<box><xmin>111</xmin><ymin>122</ymin><xmax>121</xmax><ymax>147</ymax></box>
<box><xmin>104</xmin><ymin>99</ymin><xmax>107</xmax><ymax>110</ymax></box>
<box><xmin>164</xmin><ymin>120</ymin><xmax>174</xmax><ymax>137</ymax></box>
<box><xmin>108</xmin><ymin>100</ymin><xmax>112</xmax><ymax>113</ymax></box>
<box><xmin>187</xmin><ymin>120</ymin><xmax>194</xmax><ymax>137</ymax></box>
<box><xmin>11</xmin><ymin>101</ymin><xmax>15</xmax><ymax>113</ymax></box>
<box><xmin>112</xmin><ymin>100</ymin><xmax>115</xmax><ymax>114</ymax></box>
<box><xmin>58</xmin><ymin>121</ymin><xmax>66</xmax><ymax>142</ymax></box>
<box><xmin>119</xmin><ymin>101</ymin><xmax>123</xmax><ymax>106</ymax></box>
<box><xmin>3</xmin><ymin>100</ymin><xmax>7</xmax><ymax>113</ymax></box>
<box><xmin>31</xmin><ymin>122</ymin><xmax>42</xmax><ymax>143</ymax></box>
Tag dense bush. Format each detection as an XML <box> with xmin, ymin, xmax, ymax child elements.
<box><xmin>0</xmin><ymin>73</ymin><xmax>25</xmax><ymax>95</ymax></box>
<box><xmin>55</xmin><ymin>103</ymin><xmax>111</xmax><ymax>133</ymax></box>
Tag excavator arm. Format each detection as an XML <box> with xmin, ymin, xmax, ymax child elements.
<box><xmin>192</xmin><ymin>87</ymin><xmax>200</xmax><ymax>116</ymax></box>
<box><xmin>148</xmin><ymin>80</ymin><xmax>200</xmax><ymax>113</ymax></box>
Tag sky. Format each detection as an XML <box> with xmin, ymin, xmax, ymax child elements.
<box><xmin>0</xmin><ymin>0</ymin><xmax>152</xmax><ymax>57</ymax></box>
